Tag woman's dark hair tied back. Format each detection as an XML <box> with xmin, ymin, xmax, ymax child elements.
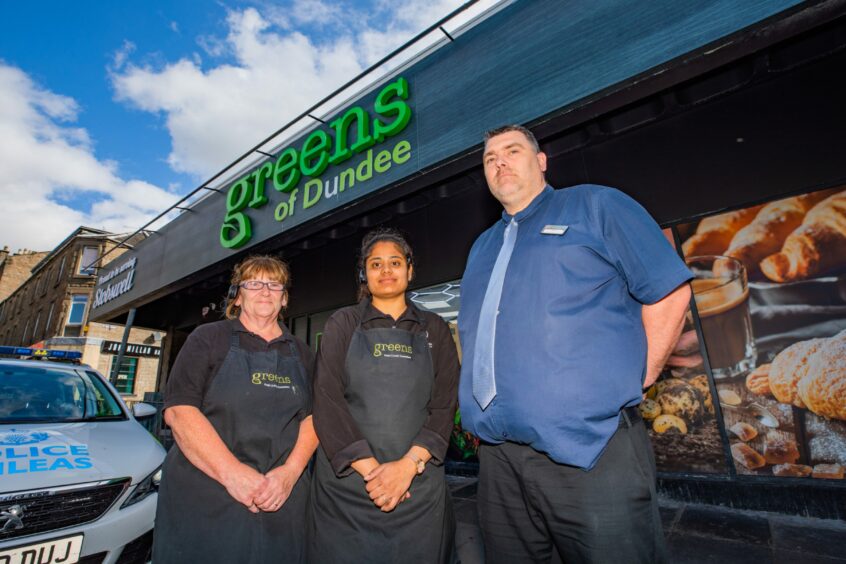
<box><xmin>357</xmin><ymin>227</ymin><xmax>414</xmax><ymax>300</ymax></box>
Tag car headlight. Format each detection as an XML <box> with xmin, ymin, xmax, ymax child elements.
<box><xmin>121</xmin><ymin>466</ymin><xmax>162</xmax><ymax>509</ymax></box>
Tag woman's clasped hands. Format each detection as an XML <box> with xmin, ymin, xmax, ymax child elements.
<box><xmin>364</xmin><ymin>457</ymin><xmax>417</xmax><ymax>513</ymax></box>
<box><xmin>224</xmin><ymin>462</ymin><xmax>299</xmax><ymax>513</ymax></box>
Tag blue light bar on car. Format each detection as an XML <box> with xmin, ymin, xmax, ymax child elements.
<box><xmin>0</xmin><ymin>346</ymin><xmax>83</xmax><ymax>359</ymax></box>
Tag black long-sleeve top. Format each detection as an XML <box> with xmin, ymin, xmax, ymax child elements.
<box><xmin>313</xmin><ymin>299</ymin><xmax>460</xmax><ymax>476</ymax></box>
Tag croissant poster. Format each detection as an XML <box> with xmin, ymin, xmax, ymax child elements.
<box><xmin>643</xmin><ymin>232</ymin><xmax>728</xmax><ymax>474</ymax></box>
<box><xmin>679</xmin><ymin>186</ymin><xmax>846</xmax><ymax>480</ymax></box>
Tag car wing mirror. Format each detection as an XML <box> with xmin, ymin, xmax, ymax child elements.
<box><xmin>132</xmin><ymin>402</ymin><xmax>158</xmax><ymax>419</ymax></box>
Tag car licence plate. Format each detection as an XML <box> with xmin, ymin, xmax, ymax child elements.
<box><xmin>0</xmin><ymin>534</ymin><xmax>83</xmax><ymax>564</ymax></box>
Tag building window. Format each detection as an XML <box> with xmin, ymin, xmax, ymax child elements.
<box><xmin>55</xmin><ymin>256</ymin><xmax>66</xmax><ymax>285</ymax></box>
<box><xmin>110</xmin><ymin>356</ymin><xmax>138</xmax><ymax>394</ymax></box>
<box><xmin>78</xmin><ymin>246</ymin><xmax>99</xmax><ymax>276</ymax></box>
<box><xmin>66</xmin><ymin>294</ymin><xmax>88</xmax><ymax>326</ymax></box>
<box><xmin>42</xmin><ymin>268</ymin><xmax>52</xmax><ymax>295</ymax></box>
<box><xmin>32</xmin><ymin>311</ymin><xmax>41</xmax><ymax>342</ymax></box>
<box><xmin>44</xmin><ymin>302</ymin><xmax>55</xmax><ymax>338</ymax></box>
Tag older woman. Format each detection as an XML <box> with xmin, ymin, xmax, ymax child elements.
<box><xmin>309</xmin><ymin>228</ymin><xmax>460</xmax><ymax>563</ymax></box>
<box><xmin>153</xmin><ymin>255</ymin><xmax>317</xmax><ymax>564</ymax></box>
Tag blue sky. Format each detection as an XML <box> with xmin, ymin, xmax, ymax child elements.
<box><xmin>0</xmin><ymin>0</ymin><xmax>495</xmax><ymax>251</ymax></box>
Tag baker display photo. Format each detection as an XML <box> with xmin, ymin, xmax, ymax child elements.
<box><xmin>680</xmin><ymin>187</ymin><xmax>846</xmax><ymax>480</ymax></box>
<box><xmin>308</xmin><ymin>228</ymin><xmax>460</xmax><ymax>564</ymax></box>
<box><xmin>153</xmin><ymin>255</ymin><xmax>318</xmax><ymax>563</ymax></box>
<box><xmin>458</xmin><ymin>125</ymin><xmax>693</xmax><ymax>564</ymax></box>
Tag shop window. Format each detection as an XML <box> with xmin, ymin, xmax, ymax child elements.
<box><xmin>409</xmin><ymin>280</ymin><xmax>475</xmax><ymax>462</ymax></box>
<box><xmin>78</xmin><ymin>246</ymin><xmax>99</xmax><ymax>276</ymax></box>
<box><xmin>291</xmin><ymin>316</ymin><xmax>307</xmax><ymax>340</ymax></box>
<box><xmin>110</xmin><ymin>356</ymin><xmax>138</xmax><ymax>394</ymax></box>
<box><xmin>677</xmin><ymin>184</ymin><xmax>846</xmax><ymax>480</ymax></box>
<box><xmin>66</xmin><ymin>294</ymin><xmax>88</xmax><ymax>326</ymax></box>
<box><xmin>308</xmin><ymin>310</ymin><xmax>334</xmax><ymax>351</ymax></box>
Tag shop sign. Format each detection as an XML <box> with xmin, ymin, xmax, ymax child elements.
<box><xmin>92</xmin><ymin>257</ymin><xmax>136</xmax><ymax>309</ymax></box>
<box><xmin>219</xmin><ymin>76</ymin><xmax>413</xmax><ymax>249</ymax></box>
<box><xmin>101</xmin><ymin>340</ymin><xmax>161</xmax><ymax>358</ymax></box>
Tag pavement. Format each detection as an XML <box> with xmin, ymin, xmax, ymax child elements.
<box><xmin>446</xmin><ymin>476</ymin><xmax>846</xmax><ymax>564</ymax></box>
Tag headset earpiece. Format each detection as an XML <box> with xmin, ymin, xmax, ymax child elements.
<box><xmin>358</xmin><ymin>269</ymin><xmax>366</xmax><ymax>284</ymax></box>
<box><xmin>227</xmin><ymin>284</ymin><xmax>239</xmax><ymax>300</ymax></box>
<box><xmin>406</xmin><ymin>254</ymin><xmax>413</xmax><ymax>267</ymax></box>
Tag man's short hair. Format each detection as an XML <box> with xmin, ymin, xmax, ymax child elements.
<box><xmin>484</xmin><ymin>124</ymin><xmax>540</xmax><ymax>153</ymax></box>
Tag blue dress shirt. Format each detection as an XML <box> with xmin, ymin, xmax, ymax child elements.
<box><xmin>458</xmin><ymin>184</ymin><xmax>693</xmax><ymax>469</ymax></box>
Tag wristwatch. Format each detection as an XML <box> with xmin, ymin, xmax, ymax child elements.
<box><xmin>406</xmin><ymin>452</ymin><xmax>426</xmax><ymax>475</ymax></box>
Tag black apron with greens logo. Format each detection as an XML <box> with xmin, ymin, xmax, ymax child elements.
<box><xmin>154</xmin><ymin>324</ymin><xmax>311</xmax><ymax>564</ymax></box>
<box><xmin>308</xmin><ymin>303</ymin><xmax>455</xmax><ymax>564</ymax></box>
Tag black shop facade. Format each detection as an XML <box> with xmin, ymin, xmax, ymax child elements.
<box><xmin>90</xmin><ymin>0</ymin><xmax>846</xmax><ymax>517</ymax></box>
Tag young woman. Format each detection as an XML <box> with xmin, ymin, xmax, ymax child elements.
<box><xmin>309</xmin><ymin>228</ymin><xmax>459</xmax><ymax>563</ymax></box>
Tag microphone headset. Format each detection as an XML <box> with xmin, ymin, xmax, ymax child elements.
<box><xmin>227</xmin><ymin>284</ymin><xmax>239</xmax><ymax>300</ymax></box>
<box><xmin>358</xmin><ymin>254</ymin><xmax>413</xmax><ymax>284</ymax></box>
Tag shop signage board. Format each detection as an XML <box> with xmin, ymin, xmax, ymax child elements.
<box><xmin>101</xmin><ymin>340</ymin><xmax>161</xmax><ymax>358</ymax></box>
<box><xmin>90</xmin><ymin>0</ymin><xmax>803</xmax><ymax>321</ymax></box>
<box><xmin>219</xmin><ymin>77</ymin><xmax>414</xmax><ymax>250</ymax></box>
<box><xmin>92</xmin><ymin>257</ymin><xmax>136</xmax><ymax>310</ymax></box>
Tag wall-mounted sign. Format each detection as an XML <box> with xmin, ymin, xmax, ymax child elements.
<box><xmin>101</xmin><ymin>340</ymin><xmax>161</xmax><ymax>358</ymax></box>
<box><xmin>220</xmin><ymin>76</ymin><xmax>413</xmax><ymax>249</ymax></box>
<box><xmin>92</xmin><ymin>257</ymin><xmax>136</xmax><ymax>309</ymax></box>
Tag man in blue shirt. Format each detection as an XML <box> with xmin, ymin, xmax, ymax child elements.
<box><xmin>458</xmin><ymin>125</ymin><xmax>692</xmax><ymax>563</ymax></box>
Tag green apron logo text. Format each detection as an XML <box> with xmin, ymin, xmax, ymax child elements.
<box><xmin>220</xmin><ymin>77</ymin><xmax>413</xmax><ymax>249</ymax></box>
<box><xmin>373</xmin><ymin>343</ymin><xmax>413</xmax><ymax>357</ymax></box>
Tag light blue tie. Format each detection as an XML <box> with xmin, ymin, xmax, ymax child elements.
<box><xmin>473</xmin><ymin>218</ymin><xmax>518</xmax><ymax>409</ymax></box>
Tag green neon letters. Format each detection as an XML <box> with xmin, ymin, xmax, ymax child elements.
<box><xmin>220</xmin><ymin>76</ymin><xmax>412</xmax><ymax>249</ymax></box>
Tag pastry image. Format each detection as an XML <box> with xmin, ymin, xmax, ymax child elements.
<box><xmin>686</xmin><ymin>374</ymin><xmax>714</xmax><ymax>414</ymax></box>
<box><xmin>717</xmin><ymin>389</ymin><xmax>742</xmax><ymax>406</ymax></box>
<box><xmin>760</xmin><ymin>189</ymin><xmax>846</xmax><ymax>282</ymax></box>
<box><xmin>812</xmin><ymin>463</ymin><xmax>845</xmax><ymax>479</ymax></box>
<box><xmin>638</xmin><ymin>399</ymin><xmax>661</xmax><ymax>421</ymax></box>
<box><xmin>689</xmin><ymin>374</ymin><xmax>710</xmax><ymax>397</ymax></box>
<box><xmin>745</xmin><ymin>364</ymin><xmax>771</xmax><ymax>396</ymax></box>
<box><xmin>731</xmin><ymin>443</ymin><xmax>766</xmax><ymax>470</ymax></box>
<box><xmin>681</xmin><ymin>205</ymin><xmax>763</xmax><ymax>257</ymax></box>
<box><xmin>653</xmin><ymin>414</ymin><xmax>688</xmax><ymax>434</ymax></box>
<box><xmin>763</xmin><ymin>433</ymin><xmax>800</xmax><ymax>465</ymax></box>
<box><xmin>772</xmin><ymin>463</ymin><xmax>812</xmax><ymax>477</ymax></box>
<box><xmin>768</xmin><ymin>338</ymin><xmax>826</xmax><ymax>408</ymax></box>
<box><xmin>797</xmin><ymin>331</ymin><xmax>846</xmax><ymax>421</ymax></box>
<box><xmin>729</xmin><ymin>422</ymin><xmax>757</xmax><ymax>442</ymax></box>
<box><xmin>805</xmin><ymin>414</ymin><xmax>846</xmax><ymax>465</ymax></box>
<box><xmin>722</xmin><ymin>189</ymin><xmax>836</xmax><ymax>278</ymax></box>
<box><xmin>657</xmin><ymin>381</ymin><xmax>704</xmax><ymax>424</ymax></box>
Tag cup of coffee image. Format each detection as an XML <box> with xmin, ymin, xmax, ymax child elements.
<box><xmin>687</xmin><ymin>255</ymin><xmax>757</xmax><ymax>378</ymax></box>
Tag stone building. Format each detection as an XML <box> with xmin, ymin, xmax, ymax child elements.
<box><xmin>0</xmin><ymin>227</ymin><xmax>164</xmax><ymax>403</ymax></box>
<box><xmin>0</xmin><ymin>247</ymin><xmax>49</xmax><ymax>302</ymax></box>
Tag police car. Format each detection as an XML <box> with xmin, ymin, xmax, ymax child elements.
<box><xmin>0</xmin><ymin>347</ymin><xmax>166</xmax><ymax>564</ymax></box>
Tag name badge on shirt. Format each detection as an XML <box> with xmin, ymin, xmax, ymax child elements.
<box><xmin>541</xmin><ymin>224</ymin><xmax>569</xmax><ymax>236</ymax></box>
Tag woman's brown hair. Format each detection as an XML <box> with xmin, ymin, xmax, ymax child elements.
<box><xmin>224</xmin><ymin>255</ymin><xmax>291</xmax><ymax>319</ymax></box>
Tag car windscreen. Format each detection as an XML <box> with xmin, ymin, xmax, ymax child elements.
<box><xmin>0</xmin><ymin>365</ymin><xmax>126</xmax><ymax>423</ymax></box>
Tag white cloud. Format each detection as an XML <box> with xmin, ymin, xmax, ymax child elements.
<box><xmin>110</xmin><ymin>1</ymin><xmax>497</xmax><ymax>180</ymax></box>
<box><xmin>111</xmin><ymin>40</ymin><xmax>136</xmax><ymax>71</ymax></box>
<box><xmin>0</xmin><ymin>63</ymin><xmax>178</xmax><ymax>252</ymax></box>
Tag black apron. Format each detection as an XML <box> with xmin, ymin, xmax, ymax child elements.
<box><xmin>308</xmin><ymin>303</ymin><xmax>456</xmax><ymax>564</ymax></box>
<box><xmin>154</xmin><ymin>324</ymin><xmax>311</xmax><ymax>564</ymax></box>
